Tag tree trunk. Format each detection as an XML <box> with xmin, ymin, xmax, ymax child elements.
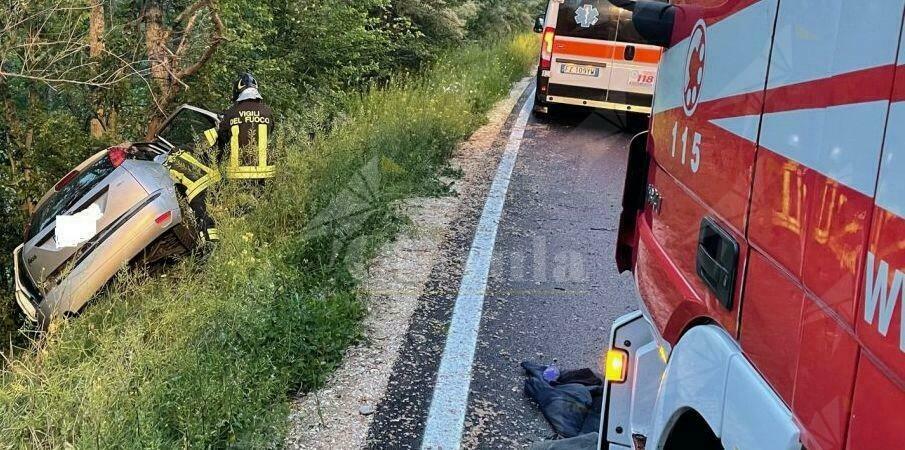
<box><xmin>108</xmin><ymin>107</ymin><xmax>118</xmax><ymax>135</ymax></box>
<box><xmin>142</xmin><ymin>0</ymin><xmax>224</xmax><ymax>138</ymax></box>
<box><xmin>0</xmin><ymin>84</ymin><xmax>34</xmax><ymax>221</ymax></box>
<box><xmin>145</xmin><ymin>1</ymin><xmax>172</xmax><ymax>138</ymax></box>
<box><xmin>2</xmin><ymin>89</ymin><xmax>16</xmax><ymax>174</ymax></box>
<box><xmin>22</xmin><ymin>91</ymin><xmax>37</xmax><ymax>215</ymax></box>
<box><xmin>88</xmin><ymin>0</ymin><xmax>106</xmax><ymax>138</ymax></box>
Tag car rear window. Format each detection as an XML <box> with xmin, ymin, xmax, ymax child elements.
<box><xmin>27</xmin><ymin>156</ymin><xmax>116</xmax><ymax>241</ymax></box>
<box><xmin>556</xmin><ymin>0</ymin><xmax>648</xmax><ymax>44</ymax></box>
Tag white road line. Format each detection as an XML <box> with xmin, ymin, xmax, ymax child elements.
<box><xmin>421</xmin><ymin>88</ymin><xmax>535</xmax><ymax>449</ymax></box>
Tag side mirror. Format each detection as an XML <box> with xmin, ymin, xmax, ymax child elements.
<box><xmin>630</xmin><ymin>1</ymin><xmax>675</xmax><ymax>48</ymax></box>
<box><xmin>534</xmin><ymin>15</ymin><xmax>545</xmax><ymax>34</ymax></box>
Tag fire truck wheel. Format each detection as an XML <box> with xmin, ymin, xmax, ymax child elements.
<box><xmin>626</xmin><ymin>112</ymin><xmax>651</xmax><ymax>133</ymax></box>
<box><xmin>662</xmin><ymin>409</ymin><xmax>723</xmax><ymax>450</ymax></box>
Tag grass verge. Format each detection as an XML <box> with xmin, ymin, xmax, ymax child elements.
<box><xmin>0</xmin><ymin>34</ymin><xmax>537</xmax><ymax>448</ymax></box>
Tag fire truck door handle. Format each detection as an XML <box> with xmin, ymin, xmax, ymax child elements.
<box><xmin>696</xmin><ymin>217</ymin><xmax>739</xmax><ymax>310</ymax></box>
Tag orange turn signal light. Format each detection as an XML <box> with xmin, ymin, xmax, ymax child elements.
<box><xmin>605</xmin><ymin>349</ymin><xmax>628</xmax><ymax>383</ymax></box>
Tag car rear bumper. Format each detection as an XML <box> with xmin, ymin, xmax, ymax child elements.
<box><xmin>13</xmin><ymin>245</ymin><xmax>40</xmax><ymax>322</ymax></box>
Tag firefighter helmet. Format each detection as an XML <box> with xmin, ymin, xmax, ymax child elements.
<box><xmin>232</xmin><ymin>72</ymin><xmax>259</xmax><ymax>102</ymax></box>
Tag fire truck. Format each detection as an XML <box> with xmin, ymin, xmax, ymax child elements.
<box><xmin>603</xmin><ymin>1</ymin><xmax>905</xmax><ymax>449</ymax></box>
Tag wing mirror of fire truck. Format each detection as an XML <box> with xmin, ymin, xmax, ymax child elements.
<box><xmin>534</xmin><ymin>15</ymin><xmax>545</xmax><ymax>34</ymax></box>
<box><xmin>608</xmin><ymin>0</ymin><xmax>676</xmax><ymax>48</ymax></box>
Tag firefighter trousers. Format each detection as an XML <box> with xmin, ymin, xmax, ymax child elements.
<box><xmin>187</xmin><ymin>190</ymin><xmax>219</xmax><ymax>243</ymax></box>
<box><xmin>166</xmin><ymin>150</ymin><xmax>221</xmax><ymax>243</ymax></box>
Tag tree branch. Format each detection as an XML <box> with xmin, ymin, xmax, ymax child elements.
<box><xmin>177</xmin><ymin>1</ymin><xmax>225</xmax><ymax>79</ymax></box>
<box><xmin>174</xmin><ymin>12</ymin><xmax>199</xmax><ymax>60</ymax></box>
<box><xmin>0</xmin><ymin>0</ymin><xmax>146</xmax><ymax>89</ymax></box>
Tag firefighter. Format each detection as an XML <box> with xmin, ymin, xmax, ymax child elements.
<box><xmin>217</xmin><ymin>73</ymin><xmax>276</xmax><ymax>180</ymax></box>
<box><xmin>165</xmin><ymin>145</ymin><xmax>221</xmax><ymax>243</ymax></box>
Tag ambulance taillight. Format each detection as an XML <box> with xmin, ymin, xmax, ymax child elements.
<box><xmin>540</xmin><ymin>27</ymin><xmax>555</xmax><ymax>70</ymax></box>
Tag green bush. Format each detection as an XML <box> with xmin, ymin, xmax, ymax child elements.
<box><xmin>467</xmin><ymin>0</ymin><xmax>547</xmax><ymax>39</ymax></box>
<box><xmin>0</xmin><ymin>34</ymin><xmax>537</xmax><ymax>448</ymax></box>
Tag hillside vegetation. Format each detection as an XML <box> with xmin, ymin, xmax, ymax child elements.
<box><xmin>0</xmin><ymin>0</ymin><xmax>543</xmax><ymax>345</ymax></box>
<box><xmin>0</xmin><ymin>17</ymin><xmax>537</xmax><ymax>450</ymax></box>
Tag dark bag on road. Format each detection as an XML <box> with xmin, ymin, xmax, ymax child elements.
<box><xmin>521</xmin><ymin>361</ymin><xmax>603</xmax><ymax>439</ymax></box>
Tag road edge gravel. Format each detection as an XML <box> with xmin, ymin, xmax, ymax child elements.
<box><xmin>285</xmin><ymin>77</ymin><xmax>534</xmax><ymax>449</ymax></box>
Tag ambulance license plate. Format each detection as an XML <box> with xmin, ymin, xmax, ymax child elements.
<box><xmin>630</xmin><ymin>70</ymin><xmax>656</xmax><ymax>86</ymax></box>
<box><xmin>561</xmin><ymin>63</ymin><xmax>599</xmax><ymax>77</ymax></box>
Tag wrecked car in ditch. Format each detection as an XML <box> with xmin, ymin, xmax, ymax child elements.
<box><xmin>12</xmin><ymin>105</ymin><xmax>220</xmax><ymax>324</ymax></box>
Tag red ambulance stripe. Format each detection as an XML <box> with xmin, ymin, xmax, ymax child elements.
<box><xmin>553</xmin><ymin>39</ymin><xmax>614</xmax><ymax>59</ymax></box>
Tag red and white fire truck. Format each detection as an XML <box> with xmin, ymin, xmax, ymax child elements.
<box><xmin>603</xmin><ymin>1</ymin><xmax>905</xmax><ymax>449</ymax></box>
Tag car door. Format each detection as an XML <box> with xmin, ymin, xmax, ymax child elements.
<box><xmin>154</xmin><ymin>105</ymin><xmax>221</xmax><ymax>153</ymax></box>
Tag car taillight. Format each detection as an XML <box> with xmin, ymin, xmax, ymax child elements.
<box><xmin>155</xmin><ymin>211</ymin><xmax>173</xmax><ymax>227</ymax></box>
<box><xmin>540</xmin><ymin>27</ymin><xmax>555</xmax><ymax>70</ymax></box>
<box><xmin>108</xmin><ymin>147</ymin><xmax>127</xmax><ymax>168</ymax></box>
<box><xmin>54</xmin><ymin>170</ymin><xmax>79</xmax><ymax>192</ymax></box>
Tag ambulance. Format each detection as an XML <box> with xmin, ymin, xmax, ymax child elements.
<box><xmin>603</xmin><ymin>0</ymin><xmax>905</xmax><ymax>449</ymax></box>
<box><xmin>533</xmin><ymin>0</ymin><xmax>663</xmax><ymax>126</ymax></box>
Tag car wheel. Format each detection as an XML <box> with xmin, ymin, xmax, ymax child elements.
<box><xmin>140</xmin><ymin>228</ymin><xmax>191</xmax><ymax>266</ymax></box>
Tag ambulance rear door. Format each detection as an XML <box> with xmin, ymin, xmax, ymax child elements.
<box><xmin>548</xmin><ymin>0</ymin><xmax>617</xmax><ymax>104</ymax></box>
<box><xmin>606</xmin><ymin>8</ymin><xmax>660</xmax><ymax>108</ymax></box>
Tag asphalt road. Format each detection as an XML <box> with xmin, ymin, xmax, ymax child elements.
<box><xmin>367</xmin><ymin>90</ymin><xmax>641</xmax><ymax>449</ymax></box>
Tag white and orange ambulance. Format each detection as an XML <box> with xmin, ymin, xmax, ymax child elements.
<box><xmin>603</xmin><ymin>0</ymin><xmax>905</xmax><ymax>449</ymax></box>
<box><xmin>533</xmin><ymin>0</ymin><xmax>663</xmax><ymax>125</ymax></box>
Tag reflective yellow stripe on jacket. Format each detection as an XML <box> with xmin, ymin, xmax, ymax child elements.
<box><xmin>203</xmin><ymin>128</ymin><xmax>218</xmax><ymax>147</ymax></box>
<box><xmin>166</xmin><ymin>150</ymin><xmax>221</xmax><ymax>203</ymax></box>
<box><xmin>225</xmin><ymin>123</ymin><xmax>276</xmax><ymax>179</ymax></box>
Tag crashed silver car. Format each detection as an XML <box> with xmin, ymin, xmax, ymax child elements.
<box><xmin>13</xmin><ymin>105</ymin><xmax>220</xmax><ymax>323</ymax></box>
